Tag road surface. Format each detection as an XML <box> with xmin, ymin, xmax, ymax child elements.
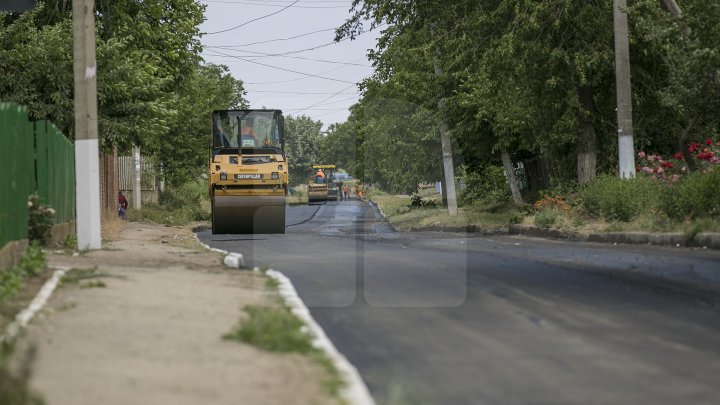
<box><xmin>198</xmin><ymin>200</ymin><xmax>720</xmax><ymax>405</ymax></box>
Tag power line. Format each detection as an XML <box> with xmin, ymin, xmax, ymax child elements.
<box><xmin>201</xmin><ymin>0</ymin><xmax>348</xmax><ymax>8</ymax></box>
<box><xmin>203</xmin><ymin>28</ymin><xmax>335</xmax><ymax>48</ymax></box>
<box><xmin>207</xmin><ymin>40</ymin><xmax>342</xmax><ymax>55</ymax></box>
<box><xmin>284</xmin><ymin>96</ymin><xmax>358</xmax><ymax>111</ymax></box>
<box><xmin>205</xmin><ymin>49</ymin><xmax>358</xmax><ymax>84</ymax></box>
<box><xmin>239</xmin><ymin>90</ymin><xmax>358</xmax><ymax>95</ymax></box>
<box><xmin>202</xmin><ymin>0</ymin><xmax>300</xmax><ymax>35</ymax></box>
<box><xmin>205</xmin><ymin>50</ymin><xmax>370</xmax><ymax>66</ymax></box>
<box><xmin>291</xmin><ymin>83</ymin><xmax>357</xmax><ymax>115</ymax></box>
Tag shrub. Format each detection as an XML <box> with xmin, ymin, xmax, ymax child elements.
<box><xmin>459</xmin><ymin>166</ymin><xmax>511</xmax><ymax>208</ymax></box>
<box><xmin>409</xmin><ymin>194</ymin><xmax>437</xmax><ymax>208</ymax></box>
<box><xmin>143</xmin><ymin>178</ymin><xmax>211</xmax><ymax>224</ymax></box>
<box><xmin>661</xmin><ymin>166</ymin><xmax>720</xmax><ymax>220</ymax></box>
<box><xmin>534</xmin><ymin>208</ymin><xmax>563</xmax><ymax>228</ymax></box>
<box><xmin>580</xmin><ymin>175</ymin><xmax>665</xmax><ymax>222</ymax></box>
<box><xmin>27</xmin><ymin>194</ymin><xmax>55</xmax><ymax>246</ymax></box>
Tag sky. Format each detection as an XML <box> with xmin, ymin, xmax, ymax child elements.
<box><xmin>198</xmin><ymin>0</ymin><xmax>379</xmax><ymax>130</ymax></box>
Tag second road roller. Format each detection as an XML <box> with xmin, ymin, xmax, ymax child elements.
<box><xmin>209</xmin><ymin>109</ymin><xmax>288</xmax><ymax>234</ymax></box>
<box><xmin>308</xmin><ymin>164</ymin><xmax>338</xmax><ymax>202</ymax></box>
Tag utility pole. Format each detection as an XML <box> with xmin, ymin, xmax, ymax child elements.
<box><xmin>133</xmin><ymin>146</ymin><xmax>142</xmax><ymax>209</ymax></box>
<box><xmin>73</xmin><ymin>0</ymin><xmax>101</xmax><ymax>249</ymax></box>
<box><xmin>613</xmin><ymin>0</ymin><xmax>636</xmax><ymax>178</ymax></box>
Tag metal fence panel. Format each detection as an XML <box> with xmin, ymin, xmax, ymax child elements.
<box><xmin>0</xmin><ymin>103</ymin><xmax>35</xmax><ymax>249</ymax></box>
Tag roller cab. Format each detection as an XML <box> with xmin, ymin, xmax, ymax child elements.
<box><xmin>308</xmin><ymin>164</ymin><xmax>338</xmax><ymax>202</ymax></box>
<box><xmin>210</xmin><ymin>110</ymin><xmax>288</xmax><ymax>234</ymax></box>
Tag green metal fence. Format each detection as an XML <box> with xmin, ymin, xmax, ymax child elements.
<box><xmin>35</xmin><ymin>120</ymin><xmax>76</xmax><ymax>224</ymax></box>
<box><xmin>0</xmin><ymin>103</ymin><xmax>75</xmax><ymax>250</ymax></box>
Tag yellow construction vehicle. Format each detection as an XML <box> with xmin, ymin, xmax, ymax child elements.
<box><xmin>209</xmin><ymin>110</ymin><xmax>288</xmax><ymax>234</ymax></box>
<box><xmin>308</xmin><ymin>164</ymin><xmax>338</xmax><ymax>202</ymax></box>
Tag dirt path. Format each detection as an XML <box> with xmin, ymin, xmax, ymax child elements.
<box><xmin>21</xmin><ymin>222</ymin><xmax>334</xmax><ymax>405</ymax></box>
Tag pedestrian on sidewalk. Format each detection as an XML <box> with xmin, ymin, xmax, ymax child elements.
<box><xmin>119</xmin><ymin>191</ymin><xmax>128</xmax><ymax>219</ymax></box>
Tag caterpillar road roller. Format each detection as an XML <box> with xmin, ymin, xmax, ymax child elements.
<box><xmin>210</xmin><ymin>110</ymin><xmax>288</xmax><ymax>234</ymax></box>
<box><xmin>308</xmin><ymin>164</ymin><xmax>338</xmax><ymax>202</ymax></box>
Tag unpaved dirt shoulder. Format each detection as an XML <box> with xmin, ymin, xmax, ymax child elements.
<box><xmin>22</xmin><ymin>221</ymin><xmax>335</xmax><ymax>405</ymax></box>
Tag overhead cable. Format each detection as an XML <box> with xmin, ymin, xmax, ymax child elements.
<box><xmin>205</xmin><ymin>49</ymin><xmax>358</xmax><ymax>84</ymax></box>
<box><xmin>202</xmin><ymin>0</ymin><xmax>300</xmax><ymax>35</ymax></box>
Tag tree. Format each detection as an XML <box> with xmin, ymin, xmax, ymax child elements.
<box><xmin>284</xmin><ymin>115</ymin><xmax>323</xmax><ymax>186</ymax></box>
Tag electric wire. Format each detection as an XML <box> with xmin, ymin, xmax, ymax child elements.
<box><xmin>202</xmin><ymin>0</ymin><xmax>300</xmax><ymax>35</ymax></box>
<box><xmin>204</xmin><ymin>49</ymin><xmax>358</xmax><ymax>84</ymax></box>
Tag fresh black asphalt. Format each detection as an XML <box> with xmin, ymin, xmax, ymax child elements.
<box><xmin>197</xmin><ymin>199</ymin><xmax>720</xmax><ymax>405</ymax></box>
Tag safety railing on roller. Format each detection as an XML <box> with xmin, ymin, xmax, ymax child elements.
<box><xmin>0</xmin><ymin>103</ymin><xmax>76</xmax><ymax>250</ymax></box>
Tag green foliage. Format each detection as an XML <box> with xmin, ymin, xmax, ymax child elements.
<box><xmin>459</xmin><ymin>166</ymin><xmax>511</xmax><ymax>208</ymax></box>
<box><xmin>409</xmin><ymin>194</ymin><xmax>437</xmax><ymax>208</ymax></box>
<box><xmin>534</xmin><ymin>208</ymin><xmax>562</xmax><ymax>228</ymax></box>
<box><xmin>224</xmin><ymin>305</ymin><xmax>314</xmax><ymax>353</ymax></box>
<box><xmin>27</xmin><ymin>194</ymin><xmax>55</xmax><ymax>246</ymax></box>
<box><xmin>0</xmin><ymin>242</ymin><xmax>45</xmax><ymax>304</ymax></box>
<box><xmin>129</xmin><ymin>179</ymin><xmax>210</xmax><ymax>226</ymax></box>
<box><xmin>284</xmin><ymin>115</ymin><xmax>323</xmax><ymax>186</ymax></box>
<box><xmin>1</xmin><ymin>0</ymin><xmax>246</xmax><ymax>188</ymax></box>
<box><xmin>579</xmin><ymin>175</ymin><xmax>665</xmax><ymax>222</ymax></box>
<box><xmin>18</xmin><ymin>242</ymin><xmax>46</xmax><ymax>277</ymax></box>
<box><xmin>661</xmin><ymin>167</ymin><xmax>720</xmax><ymax>220</ymax></box>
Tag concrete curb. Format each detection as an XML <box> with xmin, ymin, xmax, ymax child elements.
<box><xmin>509</xmin><ymin>224</ymin><xmax>720</xmax><ymax>250</ymax></box>
<box><xmin>195</xmin><ymin>234</ymin><xmax>375</xmax><ymax>405</ymax></box>
<box><xmin>267</xmin><ymin>270</ymin><xmax>375</xmax><ymax>405</ymax></box>
<box><xmin>0</xmin><ymin>266</ymin><xmax>69</xmax><ymax>344</ymax></box>
<box><xmin>367</xmin><ymin>199</ymin><xmax>398</xmax><ymax>232</ymax></box>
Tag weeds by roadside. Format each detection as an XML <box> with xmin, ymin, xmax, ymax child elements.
<box><xmin>127</xmin><ymin>179</ymin><xmax>211</xmax><ymax>226</ymax></box>
<box><xmin>0</xmin><ymin>243</ymin><xmax>46</xmax><ymax>305</ymax></box>
<box><xmin>60</xmin><ymin>267</ymin><xmax>116</xmax><ymax>288</ymax></box>
<box><xmin>224</xmin><ymin>304</ymin><xmax>344</xmax><ymax>399</ymax></box>
<box><xmin>368</xmin><ymin>189</ymin><xmax>519</xmax><ymax>232</ymax></box>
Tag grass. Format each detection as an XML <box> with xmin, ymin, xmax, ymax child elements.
<box><xmin>368</xmin><ymin>189</ymin><xmax>518</xmax><ymax>232</ymax></box>
<box><xmin>224</xmin><ymin>304</ymin><xmax>344</xmax><ymax>398</ymax></box>
<box><xmin>101</xmin><ymin>212</ymin><xmax>124</xmax><ymax>241</ymax></box>
<box><xmin>0</xmin><ymin>243</ymin><xmax>46</xmax><ymax>305</ymax></box>
<box><xmin>60</xmin><ymin>267</ymin><xmax>117</xmax><ymax>287</ymax></box>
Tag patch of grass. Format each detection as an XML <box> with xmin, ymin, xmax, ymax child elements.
<box><xmin>224</xmin><ymin>305</ymin><xmax>344</xmax><ymax>398</ymax></box>
<box><xmin>101</xmin><ymin>212</ymin><xmax>124</xmax><ymax>242</ymax></box>
<box><xmin>80</xmin><ymin>280</ymin><xmax>107</xmax><ymax>289</ymax></box>
<box><xmin>265</xmin><ymin>277</ymin><xmax>279</xmax><ymax>290</ymax></box>
<box><xmin>370</xmin><ymin>192</ymin><xmax>518</xmax><ymax>232</ymax></box>
<box><xmin>0</xmin><ymin>243</ymin><xmax>46</xmax><ymax>304</ymax></box>
<box><xmin>60</xmin><ymin>267</ymin><xmax>115</xmax><ymax>287</ymax></box>
<box><xmin>224</xmin><ymin>305</ymin><xmax>314</xmax><ymax>353</ymax></box>
<box><xmin>128</xmin><ymin>179</ymin><xmax>211</xmax><ymax>226</ymax></box>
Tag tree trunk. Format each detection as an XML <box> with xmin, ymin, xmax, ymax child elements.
<box><xmin>577</xmin><ymin>85</ymin><xmax>598</xmax><ymax>184</ymax></box>
<box><xmin>501</xmin><ymin>150</ymin><xmax>523</xmax><ymax>206</ymax></box>
<box><xmin>660</xmin><ymin>0</ymin><xmax>682</xmax><ymax>16</ymax></box>
<box><xmin>433</xmin><ymin>53</ymin><xmax>458</xmax><ymax>216</ymax></box>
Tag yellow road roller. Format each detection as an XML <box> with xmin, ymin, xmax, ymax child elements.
<box><xmin>209</xmin><ymin>110</ymin><xmax>288</xmax><ymax>234</ymax></box>
<box><xmin>308</xmin><ymin>164</ymin><xmax>337</xmax><ymax>202</ymax></box>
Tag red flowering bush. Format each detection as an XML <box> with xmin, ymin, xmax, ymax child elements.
<box><xmin>636</xmin><ymin>135</ymin><xmax>720</xmax><ymax>183</ymax></box>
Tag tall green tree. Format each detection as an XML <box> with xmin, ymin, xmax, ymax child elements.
<box><xmin>284</xmin><ymin>115</ymin><xmax>324</xmax><ymax>185</ymax></box>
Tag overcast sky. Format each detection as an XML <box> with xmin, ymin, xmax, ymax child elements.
<box><xmin>198</xmin><ymin>0</ymin><xmax>378</xmax><ymax>129</ymax></box>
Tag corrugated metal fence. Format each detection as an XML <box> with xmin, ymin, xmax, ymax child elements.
<box><xmin>0</xmin><ymin>103</ymin><xmax>75</xmax><ymax>250</ymax></box>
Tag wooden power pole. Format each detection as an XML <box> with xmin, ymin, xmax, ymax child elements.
<box><xmin>613</xmin><ymin>0</ymin><xmax>636</xmax><ymax>178</ymax></box>
<box><xmin>73</xmin><ymin>0</ymin><xmax>101</xmax><ymax>249</ymax></box>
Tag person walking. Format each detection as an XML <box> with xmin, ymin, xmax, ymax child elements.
<box><xmin>118</xmin><ymin>191</ymin><xmax>129</xmax><ymax>219</ymax></box>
